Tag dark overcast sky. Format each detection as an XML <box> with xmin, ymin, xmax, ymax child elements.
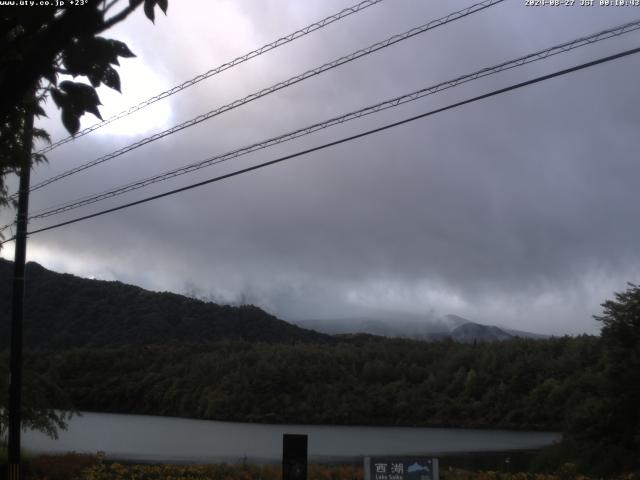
<box><xmin>2</xmin><ymin>0</ymin><xmax>640</xmax><ymax>335</ymax></box>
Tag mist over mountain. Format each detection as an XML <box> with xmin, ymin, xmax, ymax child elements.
<box><xmin>293</xmin><ymin>313</ymin><xmax>546</xmax><ymax>342</ymax></box>
<box><xmin>0</xmin><ymin>258</ymin><xmax>548</xmax><ymax>350</ymax></box>
<box><xmin>450</xmin><ymin>323</ymin><xmax>513</xmax><ymax>343</ymax></box>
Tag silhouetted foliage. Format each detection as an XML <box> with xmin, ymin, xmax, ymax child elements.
<box><xmin>0</xmin><ymin>0</ymin><xmax>168</xmax><ymax>212</ymax></box>
<box><xmin>0</xmin><ymin>351</ymin><xmax>73</xmax><ymax>442</ymax></box>
<box><xmin>551</xmin><ymin>283</ymin><xmax>640</xmax><ymax>475</ymax></box>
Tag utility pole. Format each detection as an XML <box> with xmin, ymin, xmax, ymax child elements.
<box><xmin>7</xmin><ymin>95</ymin><xmax>35</xmax><ymax>480</ymax></box>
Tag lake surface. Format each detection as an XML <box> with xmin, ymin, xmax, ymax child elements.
<box><xmin>23</xmin><ymin>412</ymin><xmax>560</xmax><ymax>464</ymax></box>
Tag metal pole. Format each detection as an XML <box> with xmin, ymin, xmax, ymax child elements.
<box><xmin>7</xmin><ymin>98</ymin><xmax>34</xmax><ymax>480</ymax></box>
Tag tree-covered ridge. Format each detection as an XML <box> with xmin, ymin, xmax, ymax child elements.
<box><xmin>0</xmin><ymin>259</ymin><xmax>331</xmax><ymax>349</ymax></box>
<box><xmin>13</xmin><ymin>335</ymin><xmax>601</xmax><ymax>431</ymax></box>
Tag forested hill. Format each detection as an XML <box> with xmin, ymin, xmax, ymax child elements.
<box><xmin>0</xmin><ymin>259</ymin><xmax>331</xmax><ymax>350</ymax></box>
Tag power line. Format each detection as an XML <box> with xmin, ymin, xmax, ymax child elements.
<box><xmin>37</xmin><ymin>0</ymin><xmax>386</xmax><ymax>155</ymax></box>
<box><xmin>2</xmin><ymin>45</ymin><xmax>636</xmax><ymax>246</ymax></box>
<box><xmin>3</xmin><ymin>18</ymin><xmax>639</xmax><ymax>233</ymax></box>
<box><xmin>23</xmin><ymin>18</ymin><xmax>640</xmax><ymax>222</ymax></box>
<box><xmin>23</xmin><ymin>0</ymin><xmax>504</xmax><ymax>195</ymax></box>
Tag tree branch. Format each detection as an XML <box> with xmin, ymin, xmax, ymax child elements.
<box><xmin>103</xmin><ymin>0</ymin><xmax>120</xmax><ymax>13</ymax></box>
<box><xmin>100</xmin><ymin>0</ymin><xmax>143</xmax><ymax>32</ymax></box>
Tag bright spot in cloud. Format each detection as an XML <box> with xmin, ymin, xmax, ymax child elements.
<box><xmin>89</xmin><ymin>61</ymin><xmax>172</xmax><ymax>137</ymax></box>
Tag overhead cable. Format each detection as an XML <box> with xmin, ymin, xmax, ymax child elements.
<box><xmin>24</xmin><ymin>18</ymin><xmax>640</xmax><ymax>222</ymax></box>
<box><xmin>1</xmin><ymin>45</ymin><xmax>636</xmax><ymax>245</ymax></box>
<box><xmin>24</xmin><ymin>0</ymin><xmax>504</xmax><ymax>195</ymax></box>
<box><xmin>37</xmin><ymin>0</ymin><xmax>386</xmax><ymax>155</ymax></box>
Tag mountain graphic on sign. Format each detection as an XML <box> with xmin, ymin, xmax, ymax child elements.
<box><xmin>407</xmin><ymin>463</ymin><xmax>430</xmax><ymax>474</ymax></box>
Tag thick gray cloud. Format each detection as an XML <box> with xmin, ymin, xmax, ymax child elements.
<box><xmin>2</xmin><ymin>0</ymin><xmax>640</xmax><ymax>335</ymax></box>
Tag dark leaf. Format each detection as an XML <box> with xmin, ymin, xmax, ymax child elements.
<box><xmin>144</xmin><ymin>0</ymin><xmax>155</xmax><ymax>22</ymax></box>
<box><xmin>33</xmin><ymin>104</ymin><xmax>47</xmax><ymax>118</ymax></box>
<box><xmin>43</xmin><ymin>66</ymin><xmax>58</xmax><ymax>86</ymax></box>
<box><xmin>59</xmin><ymin>81</ymin><xmax>103</xmax><ymax>120</ymax></box>
<box><xmin>33</xmin><ymin>152</ymin><xmax>49</xmax><ymax>164</ymax></box>
<box><xmin>89</xmin><ymin>37</ymin><xmax>120</xmax><ymax>66</ymax></box>
<box><xmin>58</xmin><ymin>80</ymin><xmax>76</xmax><ymax>94</ymax></box>
<box><xmin>102</xmin><ymin>66</ymin><xmax>121</xmax><ymax>92</ymax></box>
<box><xmin>109</xmin><ymin>39</ymin><xmax>136</xmax><ymax>58</ymax></box>
<box><xmin>60</xmin><ymin>81</ymin><xmax>100</xmax><ymax>104</ymax></box>
<box><xmin>32</xmin><ymin>128</ymin><xmax>51</xmax><ymax>144</ymax></box>
<box><xmin>157</xmin><ymin>0</ymin><xmax>168</xmax><ymax>14</ymax></box>
<box><xmin>87</xmin><ymin>68</ymin><xmax>102</xmax><ymax>88</ymax></box>
<box><xmin>61</xmin><ymin>108</ymin><xmax>80</xmax><ymax>135</ymax></box>
<box><xmin>62</xmin><ymin>37</ymin><xmax>129</xmax><ymax>80</ymax></box>
<box><xmin>84</xmin><ymin>103</ymin><xmax>103</xmax><ymax>120</ymax></box>
<box><xmin>61</xmin><ymin>39</ymin><xmax>88</xmax><ymax>77</ymax></box>
<box><xmin>50</xmin><ymin>88</ymin><xmax>66</xmax><ymax>108</ymax></box>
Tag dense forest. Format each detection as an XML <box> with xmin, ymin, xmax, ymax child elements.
<box><xmin>6</xmin><ymin>336</ymin><xmax>601</xmax><ymax>430</ymax></box>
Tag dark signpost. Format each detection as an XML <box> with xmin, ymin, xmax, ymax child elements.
<box><xmin>364</xmin><ymin>457</ymin><xmax>439</xmax><ymax>480</ymax></box>
<box><xmin>282</xmin><ymin>434</ymin><xmax>308</xmax><ymax>480</ymax></box>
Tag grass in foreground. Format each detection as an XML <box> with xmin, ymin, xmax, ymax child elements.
<box><xmin>4</xmin><ymin>453</ymin><xmax>640</xmax><ymax>480</ymax></box>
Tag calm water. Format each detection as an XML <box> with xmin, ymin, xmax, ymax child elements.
<box><xmin>22</xmin><ymin>412</ymin><xmax>560</xmax><ymax>463</ymax></box>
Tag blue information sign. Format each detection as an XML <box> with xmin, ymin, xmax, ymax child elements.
<box><xmin>364</xmin><ymin>457</ymin><xmax>439</xmax><ymax>480</ymax></box>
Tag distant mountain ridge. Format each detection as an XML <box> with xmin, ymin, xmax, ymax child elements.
<box><xmin>0</xmin><ymin>259</ymin><xmax>331</xmax><ymax>350</ymax></box>
<box><xmin>449</xmin><ymin>322</ymin><xmax>513</xmax><ymax>343</ymax></box>
<box><xmin>294</xmin><ymin>313</ymin><xmax>545</xmax><ymax>343</ymax></box>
